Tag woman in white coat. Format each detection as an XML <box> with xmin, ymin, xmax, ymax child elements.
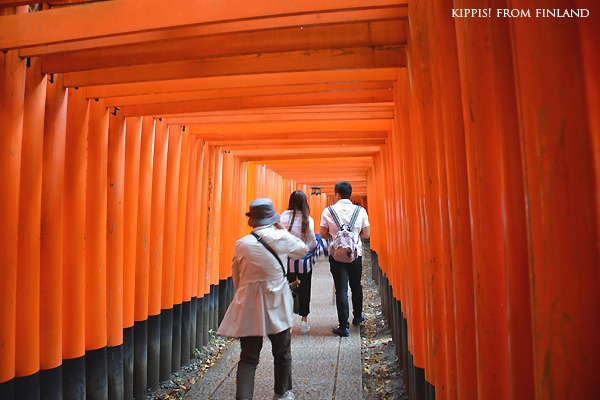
<box><xmin>217</xmin><ymin>198</ymin><xmax>308</xmax><ymax>400</ymax></box>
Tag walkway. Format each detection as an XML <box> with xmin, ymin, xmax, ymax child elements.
<box><xmin>185</xmin><ymin>258</ymin><xmax>363</xmax><ymax>399</ymax></box>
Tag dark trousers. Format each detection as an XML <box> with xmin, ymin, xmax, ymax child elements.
<box><xmin>287</xmin><ymin>270</ymin><xmax>313</xmax><ymax>317</ymax></box>
<box><xmin>237</xmin><ymin>328</ymin><xmax>292</xmax><ymax>399</ymax></box>
<box><xmin>329</xmin><ymin>256</ymin><xmax>363</xmax><ymax>329</ymax></box>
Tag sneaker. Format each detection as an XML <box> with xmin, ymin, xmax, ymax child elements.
<box><xmin>352</xmin><ymin>314</ymin><xmax>365</xmax><ymax>326</ymax></box>
<box><xmin>273</xmin><ymin>390</ymin><xmax>295</xmax><ymax>399</ymax></box>
<box><xmin>332</xmin><ymin>326</ymin><xmax>350</xmax><ymax>337</ymax></box>
<box><xmin>300</xmin><ymin>320</ymin><xmax>310</xmax><ymax>334</ymax></box>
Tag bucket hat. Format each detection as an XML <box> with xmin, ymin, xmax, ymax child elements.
<box><xmin>246</xmin><ymin>198</ymin><xmax>280</xmax><ymax>227</ymax></box>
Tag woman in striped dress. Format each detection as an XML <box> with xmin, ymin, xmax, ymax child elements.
<box><xmin>280</xmin><ymin>190</ymin><xmax>317</xmax><ymax>334</ymax></box>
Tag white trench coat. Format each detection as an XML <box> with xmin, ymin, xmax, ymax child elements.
<box><xmin>216</xmin><ymin>225</ymin><xmax>309</xmax><ymax>338</ymax></box>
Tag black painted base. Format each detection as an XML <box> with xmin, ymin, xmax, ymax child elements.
<box><xmin>123</xmin><ymin>327</ymin><xmax>134</xmax><ymax>400</ymax></box>
<box><xmin>86</xmin><ymin>347</ymin><xmax>108</xmax><ymax>400</ymax></box>
<box><xmin>147</xmin><ymin>314</ymin><xmax>160</xmax><ymax>390</ymax></box>
<box><xmin>159</xmin><ymin>309</ymin><xmax>173</xmax><ymax>381</ymax></box>
<box><xmin>63</xmin><ymin>356</ymin><xmax>85</xmax><ymax>399</ymax></box>
<box><xmin>107</xmin><ymin>344</ymin><xmax>124</xmax><ymax>400</ymax></box>
<box><xmin>14</xmin><ymin>372</ymin><xmax>39</xmax><ymax>400</ymax></box>
<box><xmin>172</xmin><ymin>304</ymin><xmax>182</xmax><ymax>373</ymax></box>
<box><xmin>40</xmin><ymin>365</ymin><xmax>61</xmax><ymax>400</ymax></box>
<box><xmin>133</xmin><ymin>320</ymin><xmax>148</xmax><ymax>400</ymax></box>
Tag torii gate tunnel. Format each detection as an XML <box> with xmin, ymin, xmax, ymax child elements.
<box><xmin>1</xmin><ymin>1</ymin><xmax>599</xmax><ymax>399</ymax></box>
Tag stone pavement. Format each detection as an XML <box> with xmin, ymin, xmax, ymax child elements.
<box><xmin>185</xmin><ymin>258</ymin><xmax>363</xmax><ymax>400</ymax></box>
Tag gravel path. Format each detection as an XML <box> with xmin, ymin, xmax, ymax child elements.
<box><xmin>147</xmin><ymin>242</ymin><xmax>407</xmax><ymax>399</ymax></box>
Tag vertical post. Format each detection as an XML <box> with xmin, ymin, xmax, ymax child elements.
<box><xmin>85</xmin><ymin>99</ymin><xmax>109</xmax><ymax>400</ymax></box>
<box><xmin>15</xmin><ymin>55</ymin><xmax>46</xmax><ymax>398</ymax></box>
<box><xmin>40</xmin><ymin>72</ymin><xmax>67</xmax><ymax>400</ymax></box>
<box><xmin>171</xmin><ymin>128</ymin><xmax>190</xmax><ymax>372</ymax></box>
<box><xmin>107</xmin><ymin>111</ymin><xmax>126</xmax><ymax>400</ymax></box>
<box><xmin>123</xmin><ymin>116</ymin><xmax>142</xmax><ymax>400</ymax></box>
<box><xmin>510</xmin><ymin>2</ymin><xmax>600</xmax><ymax>397</ymax></box>
<box><xmin>184</xmin><ymin>138</ymin><xmax>199</xmax><ymax>357</ymax></box>
<box><xmin>148</xmin><ymin>119</ymin><xmax>167</xmax><ymax>386</ymax></box>
<box><xmin>165</xmin><ymin>124</ymin><xmax>183</xmax><ymax>374</ymax></box>
<box><xmin>428</xmin><ymin>3</ymin><xmax>477</xmax><ymax>399</ymax></box>
<box><xmin>62</xmin><ymin>86</ymin><xmax>89</xmax><ymax>400</ymax></box>
<box><xmin>133</xmin><ymin>116</ymin><xmax>155</xmax><ymax>399</ymax></box>
<box><xmin>0</xmin><ymin>46</ymin><xmax>25</xmax><ymax>396</ymax></box>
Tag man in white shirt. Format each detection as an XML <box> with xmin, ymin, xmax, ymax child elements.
<box><xmin>319</xmin><ymin>181</ymin><xmax>371</xmax><ymax>337</ymax></box>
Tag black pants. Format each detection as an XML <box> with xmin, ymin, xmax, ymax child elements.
<box><xmin>237</xmin><ymin>328</ymin><xmax>292</xmax><ymax>399</ymax></box>
<box><xmin>287</xmin><ymin>270</ymin><xmax>313</xmax><ymax>317</ymax></box>
<box><xmin>329</xmin><ymin>256</ymin><xmax>363</xmax><ymax>329</ymax></box>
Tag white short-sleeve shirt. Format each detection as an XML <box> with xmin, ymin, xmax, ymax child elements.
<box><xmin>320</xmin><ymin>199</ymin><xmax>370</xmax><ymax>257</ymax></box>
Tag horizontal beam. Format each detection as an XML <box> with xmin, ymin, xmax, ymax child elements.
<box><xmin>188</xmin><ymin>119</ymin><xmax>392</xmax><ymax>134</ymax></box>
<box><xmin>102</xmin><ymin>81</ymin><xmax>394</xmax><ymax>108</ymax></box>
<box><xmin>189</xmin><ymin>131</ymin><xmax>388</xmax><ymax>142</ymax></box>
<box><xmin>22</xmin><ymin>7</ymin><xmax>408</xmax><ymax>56</ymax></box>
<box><xmin>85</xmin><ymin>68</ymin><xmax>399</xmax><ymax>98</ymax></box>
<box><xmin>63</xmin><ymin>45</ymin><xmax>406</xmax><ymax>87</ymax></box>
<box><xmin>41</xmin><ymin>20</ymin><xmax>407</xmax><ymax>73</ymax></box>
<box><xmin>167</xmin><ymin>110</ymin><xmax>395</xmax><ymax>125</ymax></box>
<box><xmin>0</xmin><ymin>0</ymin><xmax>407</xmax><ymax>50</ymax></box>
<box><xmin>217</xmin><ymin>139</ymin><xmax>386</xmax><ymax>148</ymax></box>
<box><xmin>119</xmin><ymin>88</ymin><xmax>396</xmax><ymax>117</ymax></box>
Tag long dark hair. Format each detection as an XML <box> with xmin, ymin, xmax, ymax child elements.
<box><xmin>287</xmin><ymin>190</ymin><xmax>311</xmax><ymax>241</ymax></box>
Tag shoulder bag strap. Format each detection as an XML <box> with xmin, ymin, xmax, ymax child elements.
<box><xmin>348</xmin><ymin>205</ymin><xmax>362</xmax><ymax>230</ymax></box>
<box><xmin>251</xmin><ymin>232</ymin><xmax>286</xmax><ymax>277</ymax></box>
<box><xmin>327</xmin><ymin>206</ymin><xmax>344</xmax><ymax>229</ymax></box>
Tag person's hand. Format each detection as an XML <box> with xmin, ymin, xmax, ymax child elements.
<box><xmin>274</xmin><ymin>222</ymin><xmax>284</xmax><ymax>230</ymax></box>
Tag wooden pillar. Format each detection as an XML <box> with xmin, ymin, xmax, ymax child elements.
<box><xmin>0</xmin><ymin>45</ymin><xmax>25</xmax><ymax>395</ymax></box>
<box><xmin>107</xmin><ymin>110</ymin><xmax>126</xmax><ymax>400</ymax></box>
<box><xmin>148</xmin><ymin>119</ymin><xmax>167</xmax><ymax>384</ymax></box>
<box><xmin>428</xmin><ymin>3</ymin><xmax>478</xmax><ymax>399</ymax></box>
<box><xmin>40</xmin><ymin>72</ymin><xmax>67</xmax><ymax>399</ymax></box>
<box><xmin>85</xmin><ymin>99</ymin><xmax>109</xmax><ymax>400</ymax></box>
<box><xmin>133</xmin><ymin>116</ymin><xmax>155</xmax><ymax>399</ymax></box>
<box><xmin>510</xmin><ymin>1</ymin><xmax>600</xmax><ymax>397</ymax></box>
<box><xmin>175</xmin><ymin>129</ymin><xmax>190</xmax><ymax>367</ymax></box>
<box><xmin>159</xmin><ymin>123</ymin><xmax>180</xmax><ymax>377</ymax></box>
<box><xmin>62</xmin><ymin>86</ymin><xmax>89</xmax><ymax>400</ymax></box>
<box><xmin>183</xmin><ymin>137</ymin><xmax>199</xmax><ymax>356</ymax></box>
<box><xmin>15</xmin><ymin>55</ymin><xmax>46</xmax><ymax>398</ymax></box>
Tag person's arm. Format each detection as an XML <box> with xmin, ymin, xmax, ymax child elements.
<box><xmin>287</xmin><ymin>234</ymin><xmax>309</xmax><ymax>260</ymax></box>
<box><xmin>305</xmin><ymin>218</ymin><xmax>317</xmax><ymax>250</ymax></box>
<box><xmin>319</xmin><ymin>225</ymin><xmax>330</xmax><ymax>239</ymax></box>
<box><xmin>360</xmin><ymin>225</ymin><xmax>371</xmax><ymax>239</ymax></box>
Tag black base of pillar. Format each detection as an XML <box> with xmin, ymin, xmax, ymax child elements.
<box><xmin>202</xmin><ymin>294</ymin><xmax>210</xmax><ymax>345</ymax></box>
<box><xmin>147</xmin><ymin>314</ymin><xmax>160</xmax><ymax>390</ymax></box>
<box><xmin>40</xmin><ymin>365</ymin><xmax>62</xmax><ymax>400</ymax></box>
<box><xmin>0</xmin><ymin>378</ymin><xmax>15</xmax><ymax>400</ymax></box>
<box><xmin>85</xmin><ymin>347</ymin><xmax>108</xmax><ymax>400</ymax></box>
<box><xmin>63</xmin><ymin>356</ymin><xmax>86</xmax><ymax>400</ymax></box>
<box><xmin>122</xmin><ymin>327</ymin><xmax>134</xmax><ymax>400</ymax></box>
<box><xmin>181</xmin><ymin>301</ymin><xmax>191</xmax><ymax>366</ymax></box>
<box><xmin>107</xmin><ymin>345</ymin><xmax>124</xmax><ymax>400</ymax></box>
<box><xmin>14</xmin><ymin>372</ymin><xmax>40</xmax><ymax>400</ymax></box>
<box><xmin>172</xmin><ymin>304</ymin><xmax>182</xmax><ymax>373</ymax></box>
<box><xmin>189</xmin><ymin>297</ymin><xmax>197</xmax><ymax>355</ymax></box>
<box><xmin>218</xmin><ymin>279</ymin><xmax>228</xmax><ymax>325</ymax></box>
<box><xmin>133</xmin><ymin>320</ymin><xmax>148</xmax><ymax>400</ymax></box>
<box><xmin>159</xmin><ymin>309</ymin><xmax>173</xmax><ymax>382</ymax></box>
<box><xmin>195</xmin><ymin>297</ymin><xmax>205</xmax><ymax>350</ymax></box>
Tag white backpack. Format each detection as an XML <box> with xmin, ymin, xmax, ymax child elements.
<box><xmin>328</xmin><ymin>205</ymin><xmax>361</xmax><ymax>263</ymax></box>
